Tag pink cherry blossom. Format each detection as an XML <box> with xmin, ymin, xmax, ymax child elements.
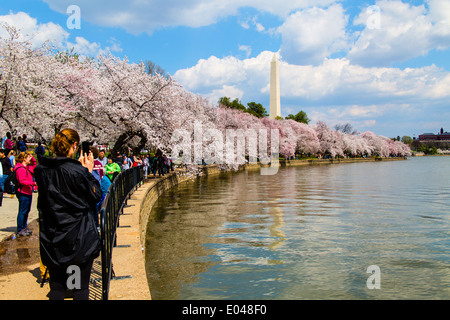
<box><xmin>0</xmin><ymin>23</ymin><xmax>411</xmax><ymax>167</ymax></box>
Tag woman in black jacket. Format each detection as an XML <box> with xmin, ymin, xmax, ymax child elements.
<box><xmin>35</xmin><ymin>129</ymin><xmax>102</xmax><ymax>300</ymax></box>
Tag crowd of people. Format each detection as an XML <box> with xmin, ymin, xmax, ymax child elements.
<box><xmin>0</xmin><ymin>131</ymin><xmax>175</xmax><ymax>206</ymax></box>
<box><xmin>102</xmin><ymin>148</ymin><xmax>174</xmax><ymax>182</ymax></box>
<box><xmin>0</xmin><ymin>129</ymin><xmax>175</xmax><ymax>300</ymax></box>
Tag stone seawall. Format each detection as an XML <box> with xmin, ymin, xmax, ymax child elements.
<box><xmin>244</xmin><ymin>156</ymin><xmax>406</xmax><ymax>172</ymax></box>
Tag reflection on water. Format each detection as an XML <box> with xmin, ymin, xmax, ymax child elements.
<box><xmin>145</xmin><ymin>157</ymin><xmax>450</xmax><ymax>300</ymax></box>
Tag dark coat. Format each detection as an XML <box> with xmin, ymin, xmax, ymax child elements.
<box><xmin>0</xmin><ymin>156</ymin><xmax>12</xmax><ymax>175</ymax></box>
<box><xmin>34</xmin><ymin>157</ymin><xmax>102</xmax><ymax>269</ymax></box>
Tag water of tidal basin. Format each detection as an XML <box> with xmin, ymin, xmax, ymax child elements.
<box><xmin>145</xmin><ymin>157</ymin><xmax>450</xmax><ymax>300</ymax></box>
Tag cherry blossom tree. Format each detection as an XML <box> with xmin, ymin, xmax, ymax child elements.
<box><xmin>0</xmin><ymin>24</ymin><xmax>102</xmax><ymax>142</ymax></box>
<box><xmin>314</xmin><ymin>121</ymin><xmax>344</xmax><ymax>158</ymax></box>
<box><xmin>91</xmin><ymin>54</ymin><xmax>174</xmax><ymax>153</ymax></box>
<box><xmin>283</xmin><ymin>119</ymin><xmax>320</xmax><ymax>155</ymax></box>
<box><xmin>0</xmin><ymin>23</ymin><xmax>411</xmax><ymax>167</ymax></box>
<box><xmin>361</xmin><ymin>131</ymin><xmax>390</xmax><ymax>157</ymax></box>
<box><xmin>0</xmin><ymin>24</ymin><xmax>65</xmax><ymax>140</ymax></box>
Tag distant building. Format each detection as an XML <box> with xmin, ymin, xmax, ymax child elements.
<box><xmin>418</xmin><ymin>133</ymin><xmax>438</xmax><ymax>140</ymax></box>
<box><xmin>418</xmin><ymin>130</ymin><xmax>450</xmax><ymax>141</ymax></box>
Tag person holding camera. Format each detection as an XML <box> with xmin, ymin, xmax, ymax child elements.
<box><xmin>34</xmin><ymin>129</ymin><xmax>102</xmax><ymax>300</ymax></box>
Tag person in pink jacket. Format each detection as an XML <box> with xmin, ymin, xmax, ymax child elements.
<box><xmin>14</xmin><ymin>152</ymin><xmax>37</xmax><ymax>236</ymax></box>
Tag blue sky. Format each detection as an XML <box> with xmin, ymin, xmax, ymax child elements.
<box><xmin>1</xmin><ymin>0</ymin><xmax>450</xmax><ymax>139</ymax></box>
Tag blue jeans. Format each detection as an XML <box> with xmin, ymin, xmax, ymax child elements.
<box><xmin>0</xmin><ymin>174</ymin><xmax>6</xmax><ymax>190</ymax></box>
<box><xmin>16</xmin><ymin>192</ymin><xmax>32</xmax><ymax>233</ymax></box>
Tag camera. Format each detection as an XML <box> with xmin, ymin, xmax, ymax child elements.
<box><xmin>81</xmin><ymin>141</ymin><xmax>91</xmax><ymax>156</ymax></box>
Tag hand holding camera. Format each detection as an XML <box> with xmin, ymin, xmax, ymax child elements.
<box><xmin>79</xmin><ymin>141</ymin><xmax>94</xmax><ymax>173</ymax></box>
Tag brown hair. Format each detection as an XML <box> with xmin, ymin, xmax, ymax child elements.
<box><xmin>16</xmin><ymin>151</ymin><xmax>32</xmax><ymax>163</ymax></box>
<box><xmin>51</xmin><ymin>128</ymin><xmax>80</xmax><ymax>157</ymax></box>
<box><xmin>89</xmin><ymin>146</ymin><xmax>99</xmax><ymax>159</ymax></box>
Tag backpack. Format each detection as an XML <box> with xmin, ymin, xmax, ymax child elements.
<box><xmin>35</xmin><ymin>145</ymin><xmax>45</xmax><ymax>156</ymax></box>
<box><xmin>3</xmin><ymin>167</ymin><xmax>24</xmax><ymax>194</ymax></box>
<box><xmin>18</xmin><ymin>140</ymin><xmax>26</xmax><ymax>152</ymax></box>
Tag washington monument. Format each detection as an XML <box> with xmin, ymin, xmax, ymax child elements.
<box><xmin>269</xmin><ymin>54</ymin><xmax>281</xmax><ymax>120</ymax></box>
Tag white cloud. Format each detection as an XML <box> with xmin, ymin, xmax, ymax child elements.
<box><xmin>427</xmin><ymin>0</ymin><xmax>450</xmax><ymax>25</ymax></box>
<box><xmin>38</xmin><ymin>0</ymin><xmax>450</xmax><ymax>72</ymax></box>
<box><xmin>307</xmin><ymin>104</ymin><xmax>407</xmax><ymax>133</ymax></box>
<box><xmin>0</xmin><ymin>11</ymin><xmax>122</xmax><ymax>57</ymax></box>
<box><xmin>253</xmin><ymin>17</ymin><xmax>266</xmax><ymax>32</ymax></box>
<box><xmin>281</xmin><ymin>58</ymin><xmax>450</xmax><ymax>103</ymax></box>
<box><xmin>363</xmin><ymin>120</ymin><xmax>377</xmax><ymax>127</ymax></box>
<box><xmin>175</xmin><ymin>51</ymin><xmax>450</xmax><ymax>103</ymax></box>
<box><xmin>277</xmin><ymin>4</ymin><xmax>350</xmax><ymax>65</ymax></box>
<box><xmin>209</xmin><ymin>85</ymin><xmax>244</xmax><ymax>104</ymax></box>
<box><xmin>66</xmin><ymin>36</ymin><xmax>101</xmax><ymax>56</ymax></box>
<box><xmin>173</xmin><ymin>50</ymin><xmax>450</xmax><ymax>137</ymax></box>
<box><xmin>104</xmin><ymin>37</ymin><xmax>123</xmax><ymax>53</ymax></box>
<box><xmin>0</xmin><ymin>11</ymin><xmax>68</xmax><ymax>48</ymax></box>
<box><xmin>239</xmin><ymin>19</ymin><xmax>250</xmax><ymax>29</ymax></box>
<box><xmin>239</xmin><ymin>45</ymin><xmax>252</xmax><ymax>58</ymax></box>
<box><xmin>344</xmin><ymin>105</ymin><xmax>383</xmax><ymax>118</ymax></box>
<box><xmin>426</xmin><ymin>72</ymin><xmax>450</xmax><ymax>98</ymax></box>
<box><xmin>174</xmin><ymin>54</ymin><xmax>254</xmax><ymax>91</ymax></box>
<box><xmin>42</xmin><ymin>0</ymin><xmax>338</xmax><ymax>34</ymax></box>
<box><xmin>174</xmin><ymin>51</ymin><xmax>283</xmax><ymax>103</ymax></box>
<box><xmin>238</xmin><ymin>15</ymin><xmax>267</xmax><ymax>33</ymax></box>
<box><xmin>348</xmin><ymin>0</ymin><xmax>450</xmax><ymax>66</ymax></box>
<box><xmin>66</xmin><ymin>36</ymin><xmax>122</xmax><ymax>57</ymax></box>
<box><xmin>36</xmin><ymin>0</ymin><xmax>450</xmax><ymax>69</ymax></box>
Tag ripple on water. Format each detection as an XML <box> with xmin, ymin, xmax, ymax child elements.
<box><xmin>145</xmin><ymin>158</ymin><xmax>450</xmax><ymax>300</ymax></box>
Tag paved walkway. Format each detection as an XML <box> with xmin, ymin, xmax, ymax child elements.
<box><xmin>0</xmin><ymin>188</ymin><xmax>123</xmax><ymax>300</ymax></box>
<box><xmin>0</xmin><ymin>193</ymin><xmax>49</xmax><ymax>300</ymax></box>
<box><xmin>0</xmin><ymin>194</ymin><xmax>39</xmax><ymax>242</ymax></box>
<box><xmin>0</xmin><ymin>179</ymin><xmax>153</xmax><ymax>300</ymax></box>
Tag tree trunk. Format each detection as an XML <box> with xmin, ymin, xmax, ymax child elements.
<box><xmin>111</xmin><ymin>130</ymin><xmax>148</xmax><ymax>156</ymax></box>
